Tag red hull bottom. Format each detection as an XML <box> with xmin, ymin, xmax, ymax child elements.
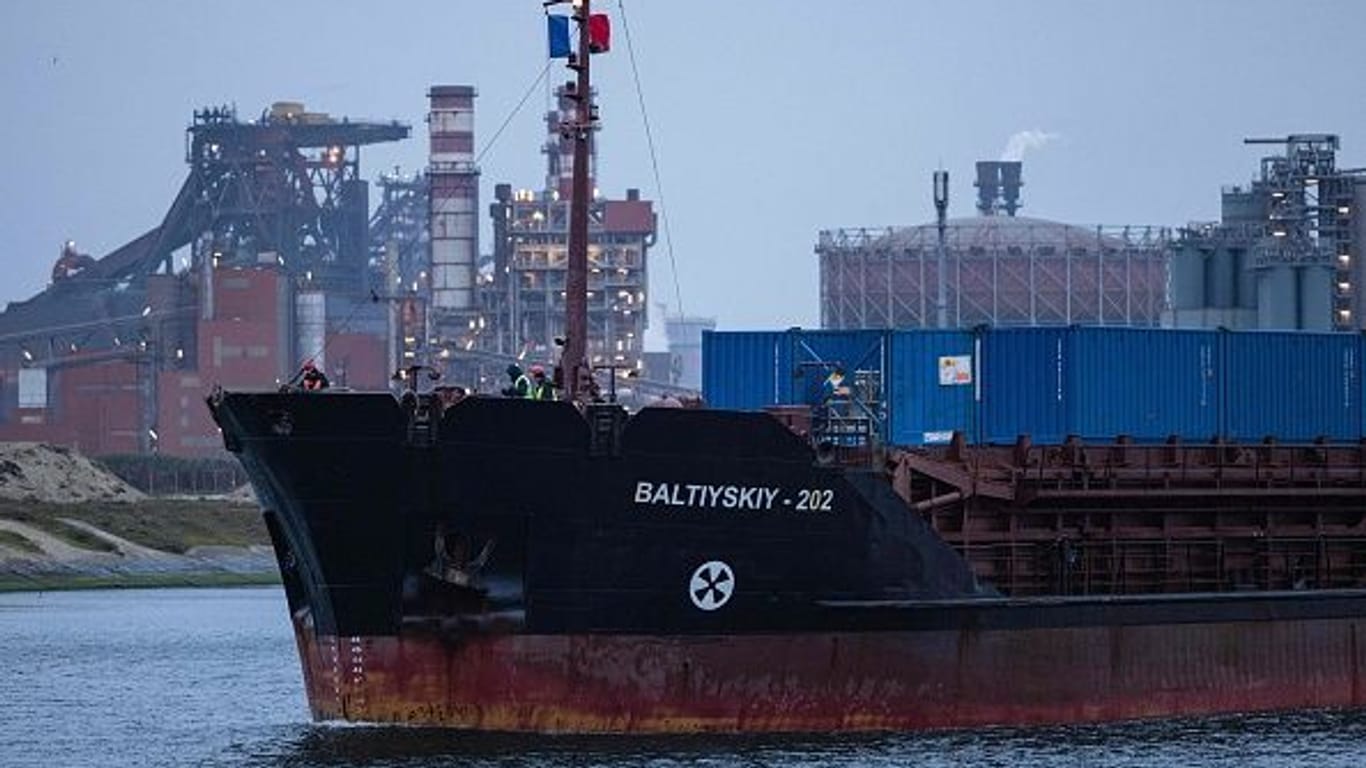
<box><xmin>291</xmin><ymin>615</ymin><xmax>1366</xmax><ymax>733</ymax></box>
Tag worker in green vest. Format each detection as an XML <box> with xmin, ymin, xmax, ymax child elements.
<box><xmin>530</xmin><ymin>364</ymin><xmax>556</xmax><ymax>400</ymax></box>
<box><xmin>503</xmin><ymin>363</ymin><xmax>532</xmax><ymax>398</ymax></box>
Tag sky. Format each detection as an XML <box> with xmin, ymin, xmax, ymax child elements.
<box><xmin>3</xmin><ymin>1</ymin><xmax>1366</xmax><ymax>345</ymax></box>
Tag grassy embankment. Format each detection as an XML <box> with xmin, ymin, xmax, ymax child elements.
<box><xmin>0</xmin><ymin>499</ymin><xmax>279</xmax><ymax>591</ymax></box>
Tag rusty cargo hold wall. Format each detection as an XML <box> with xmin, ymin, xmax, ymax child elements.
<box><xmin>896</xmin><ymin>438</ymin><xmax>1366</xmax><ymax>598</ymax></box>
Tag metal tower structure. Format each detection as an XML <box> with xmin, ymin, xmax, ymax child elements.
<box><xmin>1168</xmin><ymin>134</ymin><xmax>1363</xmax><ymax>331</ymax></box>
<box><xmin>176</xmin><ymin>103</ymin><xmax>410</xmax><ymax>294</ymax></box>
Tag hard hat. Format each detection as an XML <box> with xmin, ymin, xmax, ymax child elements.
<box><xmin>506</xmin><ymin>363</ymin><xmax>522</xmax><ymax>376</ymax></box>
<box><xmin>530</xmin><ymin>364</ymin><xmax>546</xmax><ymax>376</ymax></box>
<box><xmin>302</xmin><ymin>359</ymin><xmax>316</xmax><ymax>370</ymax></box>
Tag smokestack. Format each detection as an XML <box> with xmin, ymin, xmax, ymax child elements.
<box><xmin>974</xmin><ymin>161</ymin><xmax>1024</xmax><ymax>217</ymax></box>
<box><xmin>975</xmin><ymin>161</ymin><xmax>999</xmax><ymax>217</ymax></box>
<box><xmin>427</xmin><ymin>84</ymin><xmax>480</xmax><ymax>312</ymax></box>
<box><xmin>999</xmin><ymin>161</ymin><xmax>1022</xmax><ymax>217</ymax></box>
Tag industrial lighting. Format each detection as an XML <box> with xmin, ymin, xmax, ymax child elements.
<box><xmin>1272</xmin><ymin>230</ymin><xmax>1287</xmax><ymax>238</ymax></box>
<box><xmin>175</xmin><ymin>348</ymin><xmax>185</xmax><ymax>360</ymax></box>
<box><xmin>22</xmin><ymin>349</ymin><xmax>32</xmax><ymax>361</ymax></box>
<box><xmin>1339</xmin><ymin>282</ymin><xmax>1352</xmax><ymax>292</ymax></box>
<box><xmin>1340</xmin><ymin>206</ymin><xmax>1352</xmax><ymax>215</ymax></box>
<box><xmin>141</xmin><ymin>305</ymin><xmax>152</xmax><ymax>316</ymax></box>
<box><xmin>147</xmin><ymin>428</ymin><xmax>159</xmax><ymax>442</ymax></box>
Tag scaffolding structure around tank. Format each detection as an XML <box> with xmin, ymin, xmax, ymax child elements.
<box><xmin>817</xmin><ymin>217</ymin><xmax>1170</xmax><ymax>330</ymax></box>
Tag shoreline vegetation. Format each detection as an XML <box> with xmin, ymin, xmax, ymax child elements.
<box><xmin>0</xmin><ymin>570</ymin><xmax>280</xmax><ymax>592</ymax></box>
<box><xmin>0</xmin><ymin>442</ymin><xmax>277</xmax><ymax>593</ymax></box>
<box><xmin>0</xmin><ymin>498</ymin><xmax>278</xmax><ymax>593</ymax></box>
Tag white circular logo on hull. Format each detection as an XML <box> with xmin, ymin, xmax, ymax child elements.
<box><xmin>689</xmin><ymin>560</ymin><xmax>735</xmax><ymax>611</ymax></box>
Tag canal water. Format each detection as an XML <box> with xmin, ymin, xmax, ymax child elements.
<box><xmin>4</xmin><ymin>587</ymin><xmax>1366</xmax><ymax>767</ymax></box>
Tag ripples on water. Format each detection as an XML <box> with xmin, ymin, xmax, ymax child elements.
<box><xmin>4</xmin><ymin>587</ymin><xmax>1366</xmax><ymax>767</ymax></box>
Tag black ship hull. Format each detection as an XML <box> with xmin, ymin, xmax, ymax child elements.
<box><xmin>210</xmin><ymin>390</ymin><xmax>1366</xmax><ymax>732</ymax></box>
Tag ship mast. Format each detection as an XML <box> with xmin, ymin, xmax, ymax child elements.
<box><xmin>560</xmin><ymin>0</ymin><xmax>595</xmax><ymax>402</ymax></box>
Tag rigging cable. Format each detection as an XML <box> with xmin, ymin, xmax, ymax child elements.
<box><xmin>616</xmin><ymin>0</ymin><xmax>686</xmax><ymax>319</ymax></box>
<box><xmin>291</xmin><ymin>61</ymin><xmax>554</xmax><ymax>386</ymax></box>
<box><xmin>476</xmin><ymin>60</ymin><xmax>553</xmax><ymax>167</ymax></box>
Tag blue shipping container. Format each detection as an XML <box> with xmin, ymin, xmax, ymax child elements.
<box><xmin>702</xmin><ymin>328</ymin><xmax>885</xmax><ymax>411</ymax></box>
<box><xmin>783</xmin><ymin>329</ymin><xmax>887</xmax><ymax>405</ymax></box>
<box><xmin>1066</xmin><ymin>327</ymin><xmax>1220</xmax><ymax>442</ymax></box>
<box><xmin>887</xmin><ymin>330</ymin><xmax>976</xmax><ymax>446</ymax></box>
<box><xmin>1222</xmin><ymin>331</ymin><xmax>1360</xmax><ymax>442</ymax></box>
<box><xmin>709</xmin><ymin>325</ymin><xmax>1366</xmax><ymax>447</ymax></box>
<box><xmin>701</xmin><ymin>330</ymin><xmax>790</xmax><ymax>410</ymax></box>
<box><xmin>978</xmin><ymin>327</ymin><xmax>1068</xmax><ymax>444</ymax></box>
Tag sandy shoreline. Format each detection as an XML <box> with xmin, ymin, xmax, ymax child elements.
<box><xmin>0</xmin><ymin>442</ymin><xmax>277</xmax><ymax>591</ymax></box>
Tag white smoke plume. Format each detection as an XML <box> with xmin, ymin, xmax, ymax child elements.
<box><xmin>1000</xmin><ymin>130</ymin><xmax>1060</xmax><ymax>162</ymax></box>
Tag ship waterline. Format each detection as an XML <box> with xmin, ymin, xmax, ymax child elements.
<box><xmin>290</xmin><ymin>594</ymin><xmax>1366</xmax><ymax>733</ymax></box>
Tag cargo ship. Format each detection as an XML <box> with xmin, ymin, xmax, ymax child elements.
<box><xmin>208</xmin><ymin>1</ymin><xmax>1366</xmax><ymax>732</ymax></box>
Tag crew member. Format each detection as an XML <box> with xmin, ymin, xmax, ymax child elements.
<box><xmin>529</xmin><ymin>364</ymin><xmax>555</xmax><ymax>400</ymax></box>
<box><xmin>300</xmin><ymin>360</ymin><xmax>330</xmax><ymax>391</ymax></box>
<box><xmin>821</xmin><ymin>367</ymin><xmax>850</xmax><ymax>403</ymax></box>
<box><xmin>503</xmin><ymin>363</ymin><xmax>532</xmax><ymax>398</ymax></box>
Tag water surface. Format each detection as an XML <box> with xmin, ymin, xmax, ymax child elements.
<box><xmin>4</xmin><ymin>587</ymin><xmax>1366</xmax><ymax>767</ymax></box>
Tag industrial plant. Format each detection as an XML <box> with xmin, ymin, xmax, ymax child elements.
<box><xmin>0</xmin><ymin>85</ymin><xmax>667</xmax><ymax>458</ymax></box>
<box><xmin>1167</xmin><ymin>134</ymin><xmax>1365</xmax><ymax>331</ymax></box>
<box><xmin>2</xmin><ymin>75</ymin><xmax>1363</xmax><ymax>464</ymax></box>
<box><xmin>818</xmin><ymin>138</ymin><xmax>1366</xmax><ymax>333</ymax></box>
